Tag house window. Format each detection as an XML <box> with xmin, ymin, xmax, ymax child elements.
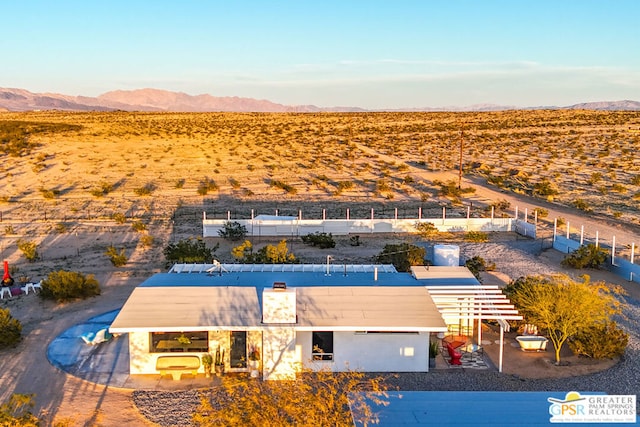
<box><xmin>150</xmin><ymin>331</ymin><xmax>209</xmax><ymax>353</ymax></box>
<box><xmin>312</xmin><ymin>331</ymin><xmax>333</xmax><ymax>361</ymax></box>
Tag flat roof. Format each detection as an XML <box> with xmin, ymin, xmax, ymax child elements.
<box><xmin>110</xmin><ymin>286</ymin><xmax>447</xmax><ymax>333</ymax></box>
<box><xmin>110</xmin><ymin>286</ymin><xmax>262</xmax><ymax>333</ymax></box>
<box><xmin>296</xmin><ymin>286</ymin><xmax>446</xmax><ymax>331</ymax></box>
<box><xmin>410</xmin><ymin>266</ymin><xmax>479</xmax><ymax>284</ymax></box>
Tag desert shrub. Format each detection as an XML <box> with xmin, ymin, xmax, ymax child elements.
<box><xmin>465</xmin><ymin>255</ymin><xmax>496</xmax><ymax>280</ymax></box>
<box><xmin>556</xmin><ymin>217</ymin><xmax>566</xmax><ymax>227</ymax></box>
<box><xmin>571</xmin><ymin>198</ymin><xmax>592</xmax><ymax>212</ymax></box>
<box><xmin>631</xmin><ymin>175</ymin><xmax>640</xmax><ymax>186</ymax></box>
<box><xmin>464</xmin><ymin>231</ymin><xmax>489</xmax><ymax>242</ymax></box>
<box><xmin>301</xmin><ymin>232</ymin><xmax>336</xmax><ymax>249</ymax></box>
<box><xmin>140</xmin><ymin>234</ymin><xmax>155</xmax><ymax>247</ymax></box>
<box><xmin>54</xmin><ymin>222</ymin><xmax>69</xmax><ymax>234</ymax></box>
<box><xmin>270</xmin><ymin>179</ymin><xmax>297</xmax><ymax>194</ymax></box>
<box><xmin>218</xmin><ymin>221</ymin><xmax>248</xmax><ymax>241</ymax></box>
<box><xmin>0</xmin><ymin>308</ymin><xmax>22</xmax><ymax>348</ymax></box>
<box><xmin>197</xmin><ymin>178</ymin><xmax>218</xmax><ymax>195</ymax></box>
<box><xmin>134</xmin><ymin>182</ymin><xmax>156</xmax><ymax>196</ymax></box>
<box><xmin>375</xmin><ymin>243</ymin><xmax>425</xmax><ymax>272</ymax></box>
<box><xmin>414</xmin><ymin>221</ymin><xmax>438</xmax><ymax>239</ymax></box>
<box><xmin>105</xmin><ymin>245</ymin><xmax>128</xmax><ymax>267</ymax></box>
<box><xmin>164</xmin><ymin>237</ymin><xmax>218</xmax><ymax>266</ymax></box>
<box><xmin>534</xmin><ymin>208</ymin><xmax>548</xmax><ymax>219</ymax></box>
<box><xmin>561</xmin><ymin>244</ymin><xmax>608</xmax><ymax>269</ymax></box>
<box><xmin>0</xmin><ymin>393</ymin><xmax>39</xmax><ymax>426</ymax></box>
<box><xmin>39</xmin><ymin>188</ymin><xmax>60</xmax><ymax>199</ymax></box>
<box><xmin>112</xmin><ymin>212</ymin><xmax>127</xmax><ymax>224</ymax></box>
<box><xmin>175</xmin><ymin>179</ymin><xmax>185</xmax><ymax>189</ymax></box>
<box><xmin>532</xmin><ymin>179</ymin><xmax>558</xmax><ymax>197</ymax></box>
<box><xmin>568</xmin><ymin>321</ymin><xmax>628</xmax><ymax>359</ymax></box>
<box><xmin>17</xmin><ymin>239</ymin><xmax>39</xmax><ymax>262</ymax></box>
<box><xmin>40</xmin><ymin>270</ymin><xmax>101</xmax><ymax>302</ymax></box>
<box><xmin>131</xmin><ymin>221</ymin><xmax>147</xmax><ymax>232</ymax></box>
<box><xmin>4</xmin><ymin>225</ymin><xmax>15</xmax><ymax>235</ymax></box>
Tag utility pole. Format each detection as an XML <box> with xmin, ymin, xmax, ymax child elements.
<box><xmin>458</xmin><ymin>129</ymin><xmax>464</xmax><ymax>189</ymax></box>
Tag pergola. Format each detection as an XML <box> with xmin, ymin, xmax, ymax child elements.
<box><xmin>425</xmin><ymin>285</ymin><xmax>523</xmax><ymax>372</ymax></box>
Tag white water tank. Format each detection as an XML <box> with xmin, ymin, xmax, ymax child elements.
<box><xmin>433</xmin><ymin>244</ymin><xmax>460</xmax><ymax>266</ymax></box>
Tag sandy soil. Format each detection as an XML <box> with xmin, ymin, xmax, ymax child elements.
<box><xmin>1</xmin><ymin>112</ymin><xmax>639</xmax><ymax>425</ymax></box>
<box><xmin>1</xmin><ymin>226</ymin><xmax>638</xmax><ymax>426</ymax></box>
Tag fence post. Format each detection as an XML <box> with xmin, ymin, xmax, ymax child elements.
<box><xmin>322</xmin><ymin>209</ymin><xmax>326</xmax><ymax>220</ymax></box>
<box><xmin>491</xmin><ymin>206</ymin><xmax>494</xmax><ymax>220</ymax></box>
<box><xmin>394</xmin><ymin>208</ymin><xmax>398</xmax><ymax>220</ymax></box>
<box><xmin>631</xmin><ymin>243</ymin><xmax>635</xmax><ymax>264</ymax></box>
<box><xmin>612</xmin><ymin>235</ymin><xmax>616</xmax><ymax>265</ymax></box>
<box><xmin>566</xmin><ymin>222</ymin><xmax>570</xmax><ymax>239</ymax></box>
<box><xmin>251</xmin><ymin>209</ymin><xmax>254</xmax><ymax>220</ymax></box>
<box><xmin>466</xmin><ymin>206</ymin><xmax>470</xmax><ymax>219</ymax></box>
<box><xmin>524</xmin><ymin>208</ymin><xmax>528</xmax><ymax>223</ymax></box>
<box><xmin>553</xmin><ymin>218</ymin><xmax>557</xmax><ymax>241</ymax></box>
<box><xmin>595</xmin><ymin>230</ymin><xmax>599</xmax><ymax>247</ymax></box>
<box><xmin>580</xmin><ymin>225</ymin><xmax>584</xmax><ymax>245</ymax></box>
<box><xmin>227</xmin><ymin>211</ymin><xmax>230</xmax><ymax>221</ymax></box>
<box><xmin>515</xmin><ymin>206</ymin><xmax>518</xmax><ymax>220</ymax></box>
<box><xmin>442</xmin><ymin>207</ymin><xmax>446</xmax><ymax>225</ymax></box>
<box><xmin>346</xmin><ymin>209</ymin><xmax>350</xmax><ymax>220</ymax></box>
<box><xmin>418</xmin><ymin>206</ymin><xmax>422</xmax><ymax>220</ymax></box>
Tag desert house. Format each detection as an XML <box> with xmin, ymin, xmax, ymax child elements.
<box><xmin>109</xmin><ymin>263</ymin><xmax>520</xmax><ymax>380</ymax></box>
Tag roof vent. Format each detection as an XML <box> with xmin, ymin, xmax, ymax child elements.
<box><xmin>273</xmin><ymin>281</ymin><xmax>286</xmax><ymax>290</ymax></box>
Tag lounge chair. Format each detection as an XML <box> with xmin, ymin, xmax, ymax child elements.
<box><xmin>445</xmin><ymin>342</ymin><xmax>463</xmax><ymax>365</ymax></box>
<box><xmin>81</xmin><ymin>328</ymin><xmax>113</xmax><ymax>345</ymax></box>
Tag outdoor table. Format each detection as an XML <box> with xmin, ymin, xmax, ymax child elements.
<box><xmin>461</xmin><ymin>343</ymin><xmax>483</xmax><ymax>361</ymax></box>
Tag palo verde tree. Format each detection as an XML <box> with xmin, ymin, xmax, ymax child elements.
<box><xmin>231</xmin><ymin>240</ymin><xmax>298</xmax><ymax>264</ymax></box>
<box><xmin>192</xmin><ymin>369</ymin><xmax>389</xmax><ymax>426</ymax></box>
<box><xmin>504</xmin><ymin>274</ymin><xmax>622</xmax><ymax>365</ymax></box>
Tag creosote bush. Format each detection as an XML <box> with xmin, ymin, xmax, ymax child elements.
<box><xmin>301</xmin><ymin>232</ymin><xmax>336</xmax><ymax>249</ymax></box>
<box><xmin>375</xmin><ymin>243</ymin><xmax>425</xmax><ymax>272</ymax></box>
<box><xmin>0</xmin><ymin>308</ymin><xmax>22</xmax><ymax>349</ymax></box>
<box><xmin>106</xmin><ymin>245</ymin><xmax>128</xmax><ymax>266</ymax></box>
<box><xmin>0</xmin><ymin>393</ymin><xmax>40</xmax><ymax>426</ymax></box>
<box><xmin>40</xmin><ymin>270</ymin><xmax>101</xmax><ymax>302</ymax></box>
<box><xmin>464</xmin><ymin>231</ymin><xmax>489</xmax><ymax>242</ymax></box>
<box><xmin>465</xmin><ymin>255</ymin><xmax>496</xmax><ymax>280</ymax></box>
<box><xmin>164</xmin><ymin>237</ymin><xmax>218</xmax><ymax>266</ymax></box>
<box><xmin>561</xmin><ymin>244</ymin><xmax>608</xmax><ymax>269</ymax></box>
<box><xmin>217</xmin><ymin>221</ymin><xmax>248</xmax><ymax>241</ymax></box>
<box><xmin>17</xmin><ymin>239</ymin><xmax>39</xmax><ymax>262</ymax></box>
<box><xmin>569</xmin><ymin>321</ymin><xmax>628</xmax><ymax>359</ymax></box>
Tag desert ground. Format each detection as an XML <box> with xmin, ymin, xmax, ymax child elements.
<box><xmin>0</xmin><ymin>111</ymin><xmax>639</xmax><ymax>425</ymax></box>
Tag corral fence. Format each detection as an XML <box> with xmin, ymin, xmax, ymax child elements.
<box><xmin>203</xmin><ymin>206</ymin><xmax>537</xmax><ymax>238</ymax></box>
<box><xmin>552</xmin><ymin>219</ymin><xmax>639</xmax><ymax>284</ymax></box>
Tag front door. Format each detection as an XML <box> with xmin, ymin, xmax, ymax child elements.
<box><xmin>230</xmin><ymin>331</ymin><xmax>247</xmax><ymax>368</ymax></box>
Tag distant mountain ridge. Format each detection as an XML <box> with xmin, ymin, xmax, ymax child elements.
<box><xmin>0</xmin><ymin>87</ymin><xmax>639</xmax><ymax>113</ymax></box>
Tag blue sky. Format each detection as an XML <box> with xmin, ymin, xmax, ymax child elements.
<box><xmin>1</xmin><ymin>1</ymin><xmax>639</xmax><ymax>108</ymax></box>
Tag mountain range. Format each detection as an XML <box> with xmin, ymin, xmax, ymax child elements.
<box><xmin>1</xmin><ymin>87</ymin><xmax>639</xmax><ymax>113</ymax></box>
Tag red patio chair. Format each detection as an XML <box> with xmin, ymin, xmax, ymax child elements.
<box><xmin>446</xmin><ymin>342</ymin><xmax>463</xmax><ymax>365</ymax></box>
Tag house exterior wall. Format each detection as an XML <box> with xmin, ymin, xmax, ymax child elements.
<box><xmin>263</xmin><ymin>327</ymin><xmax>298</xmax><ymax>380</ymax></box>
<box><xmin>128</xmin><ymin>330</ymin><xmax>226</xmax><ymax>375</ymax></box>
<box><xmin>297</xmin><ymin>331</ymin><xmax>429</xmax><ymax>373</ymax></box>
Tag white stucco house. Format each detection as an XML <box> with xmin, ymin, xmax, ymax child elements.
<box><xmin>109</xmin><ymin>263</ymin><xmax>519</xmax><ymax>380</ymax></box>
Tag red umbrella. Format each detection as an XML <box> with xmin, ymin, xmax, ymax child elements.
<box><xmin>2</xmin><ymin>260</ymin><xmax>14</xmax><ymax>287</ymax></box>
